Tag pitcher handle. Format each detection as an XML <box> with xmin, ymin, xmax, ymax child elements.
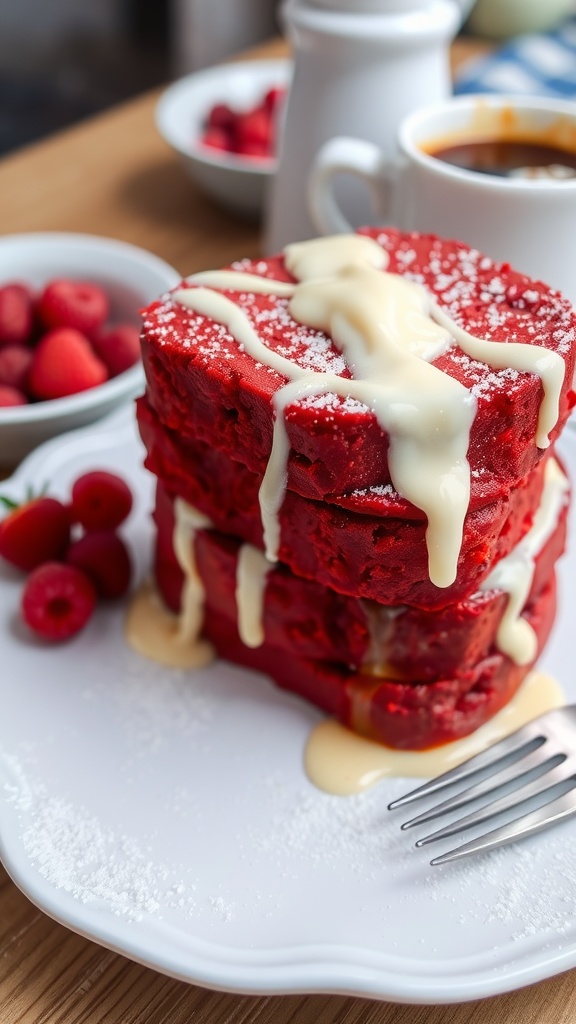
<box><xmin>308</xmin><ymin>136</ymin><xmax>394</xmax><ymax>236</ymax></box>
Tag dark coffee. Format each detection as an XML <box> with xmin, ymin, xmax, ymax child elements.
<box><xmin>428</xmin><ymin>138</ymin><xmax>576</xmax><ymax>179</ymax></box>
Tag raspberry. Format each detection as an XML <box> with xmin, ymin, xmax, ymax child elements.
<box><xmin>21</xmin><ymin>562</ymin><xmax>96</xmax><ymax>640</ymax></box>
<box><xmin>92</xmin><ymin>324</ymin><xmax>141</xmax><ymax>376</ymax></box>
<box><xmin>206</xmin><ymin>103</ymin><xmax>236</xmax><ymax>133</ymax></box>
<box><xmin>71</xmin><ymin>470</ymin><xmax>133</xmax><ymax>531</ymax></box>
<box><xmin>203</xmin><ymin>90</ymin><xmax>283</xmax><ymax>159</ymax></box>
<box><xmin>0</xmin><ymin>283</ymin><xmax>34</xmax><ymax>346</ymax></box>
<box><xmin>0</xmin><ymin>345</ymin><xmax>33</xmax><ymax>391</ymax></box>
<box><xmin>28</xmin><ymin>328</ymin><xmax>108</xmax><ymax>400</ymax></box>
<box><xmin>235</xmin><ymin>140</ymin><xmax>271</xmax><ymax>158</ymax></box>
<box><xmin>235</xmin><ymin>108</ymin><xmax>273</xmax><ymax>155</ymax></box>
<box><xmin>0</xmin><ymin>384</ymin><xmax>27</xmax><ymax>407</ymax></box>
<box><xmin>37</xmin><ymin>279</ymin><xmax>109</xmax><ymax>335</ymax></box>
<box><xmin>0</xmin><ymin>496</ymin><xmax>71</xmax><ymax>571</ymax></box>
<box><xmin>202</xmin><ymin>126</ymin><xmax>232</xmax><ymax>152</ymax></box>
<box><xmin>67</xmin><ymin>530</ymin><xmax>132</xmax><ymax>599</ymax></box>
<box><xmin>263</xmin><ymin>86</ymin><xmax>286</xmax><ymax>114</ymax></box>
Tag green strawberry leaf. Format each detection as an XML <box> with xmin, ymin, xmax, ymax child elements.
<box><xmin>0</xmin><ymin>481</ymin><xmax>51</xmax><ymax>512</ymax></box>
<box><xmin>0</xmin><ymin>495</ymin><xmax>19</xmax><ymax>511</ymax></box>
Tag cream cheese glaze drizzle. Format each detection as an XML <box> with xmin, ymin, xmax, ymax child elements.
<box><xmin>235</xmin><ymin>543</ymin><xmax>270</xmax><ymax>648</ymax></box>
<box><xmin>172</xmin><ymin>498</ymin><xmax>213</xmax><ymax>651</ymax></box>
<box><xmin>480</xmin><ymin>457</ymin><xmax>569</xmax><ymax>665</ymax></box>
<box><xmin>172</xmin><ymin>234</ymin><xmax>566</xmax><ymax>589</ymax></box>
<box><xmin>126</xmin><ymin>454</ymin><xmax>566</xmax><ymax>674</ymax></box>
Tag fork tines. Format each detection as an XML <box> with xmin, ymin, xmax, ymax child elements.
<box><xmin>388</xmin><ymin>705</ymin><xmax>576</xmax><ymax>864</ymax></box>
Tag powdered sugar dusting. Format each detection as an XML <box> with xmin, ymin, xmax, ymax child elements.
<box><xmin>141</xmin><ymin>230</ymin><xmax>576</xmax><ymax>515</ymax></box>
<box><xmin>145</xmin><ymin>230</ymin><xmax>576</xmax><ymax>421</ymax></box>
<box><xmin>4</xmin><ymin>723</ymin><xmax>576</xmax><ymax>953</ymax></box>
<box><xmin>416</xmin><ymin>826</ymin><xmax>576</xmax><ymax>943</ymax></box>
<box><xmin>241</xmin><ymin>769</ymin><xmax>576</xmax><ymax>947</ymax></box>
<box><xmin>246</xmin><ymin>776</ymin><xmax>407</xmax><ymax>875</ymax></box>
<box><xmin>111</xmin><ymin>651</ymin><xmax>217</xmax><ymax>753</ymax></box>
<box><xmin>2</xmin><ymin>750</ymin><xmax>197</xmax><ymax>922</ymax></box>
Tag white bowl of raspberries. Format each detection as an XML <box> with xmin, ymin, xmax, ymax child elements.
<box><xmin>0</xmin><ymin>232</ymin><xmax>180</xmax><ymax>468</ymax></box>
<box><xmin>156</xmin><ymin>59</ymin><xmax>291</xmax><ymax>218</ymax></box>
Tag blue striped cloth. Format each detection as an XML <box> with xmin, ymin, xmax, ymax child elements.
<box><xmin>455</xmin><ymin>18</ymin><xmax>576</xmax><ymax>97</ymax></box>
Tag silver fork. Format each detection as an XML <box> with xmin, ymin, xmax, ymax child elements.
<box><xmin>388</xmin><ymin>705</ymin><xmax>576</xmax><ymax>865</ymax></box>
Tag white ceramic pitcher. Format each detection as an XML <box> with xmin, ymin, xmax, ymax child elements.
<box><xmin>263</xmin><ymin>0</ymin><xmax>460</xmax><ymax>254</ymax></box>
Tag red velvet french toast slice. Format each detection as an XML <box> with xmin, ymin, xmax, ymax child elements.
<box><xmin>138</xmin><ymin>395</ymin><xmax>551</xmax><ymax>610</ymax></box>
<box><xmin>152</xmin><ymin>477</ymin><xmax>567</xmax><ymax>686</ymax></box>
<box><xmin>201</xmin><ymin>580</ymin><xmax>556</xmax><ymax>749</ymax></box>
<box><xmin>141</xmin><ymin>228</ymin><xmax>576</xmax><ymax>507</ymax></box>
<box><xmin>150</xmin><ymin>478</ymin><xmax>561</xmax><ymax>749</ymax></box>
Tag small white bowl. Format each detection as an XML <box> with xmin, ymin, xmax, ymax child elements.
<box><xmin>156</xmin><ymin>59</ymin><xmax>292</xmax><ymax>219</ymax></box>
<box><xmin>0</xmin><ymin>232</ymin><xmax>180</xmax><ymax>469</ymax></box>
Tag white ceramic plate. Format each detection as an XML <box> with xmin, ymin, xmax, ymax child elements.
<box><xmin>2</xmin><ymin>407</ymin><xmax>576</xmax><ymax>1005</ymax></box>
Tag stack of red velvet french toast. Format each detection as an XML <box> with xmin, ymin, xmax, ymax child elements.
<box><xmin>136</xmin><ymin>227</ymin><xmax>575</xmax><ymax>750</ymax></box>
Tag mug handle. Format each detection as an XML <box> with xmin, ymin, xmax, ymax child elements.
<box><xmin>308</xmin><ymin>136</ymin><xmax>395</xmax><ymax>236</ymax></box>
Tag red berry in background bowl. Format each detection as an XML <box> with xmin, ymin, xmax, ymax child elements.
<box><xmin>0</xmin><ymin>283</ymin><xmax>34</xmax><ymax>347</ymax></box>
<box><xmin>263</xmin><ymin>86</ymin><xmax>285</xmax><ymax>114</ymax></box>
<box><xmin>0</xmin><ymin>345</ymin><xmax>33</xmax><ymax>390</ymax></box>
<box><xmin>202</xmin><ymin>126</ymin><xmax>231</xmax><ymax>153</ymax></box>
<box><xmin>67</xmin><ymin>530</ymin><xmax>132</xmax><ymax>599</ymax></box>
<box><xmin>207</xmin><ymin>102</ymin><xmax>236</xmax><ymax>133</ymax></box>
<box><xmin>0</xmin><ymin>496</ymin><xmax>71</xmax><ymax>571</ymax></box>
<box><xmin>28</xmin><ymin>327</ymin><xmax>108</xmax><ymax>401</ymax></box>
<box><xmin>71</xmin><ymin>470</ymin><xmax>133</xmax><ymax>531</ymax></box>
<box><xmin>37</xmin><ymin>279</ymin><xmax>109</xmax><ymax>335</ymax></box>
<box><xmin>201</xmin><ymin>85</ymin><xmax>286</xmax><ymax>160</ymax></box>
<box><xmin>21</xmin><ymin>561</ymin><xmax>97</xmax><ymax>641</ymax></box>
<box><xmin>235</xmin><ymin>108</ymin><xmax>272</xmax><ymax>156</ymax></box>
<box><xmin>92</xmin><ymin>324</ymin><xmax>141</xmax><ymax>377</ymax></box>
<box><xmin>0</xmin><ymin>384</ymin><xmax>27</xmax><ymax>407</ymax></box>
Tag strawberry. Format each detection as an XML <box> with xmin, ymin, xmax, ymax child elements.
<box><xmin>37</xmin><ymin>279</ymin><xmax>109</xmax><ymax>335</ymax></box>
<box><xmin>0</xmin><ymin>345</ymin><xmax>33</xmax><ymax>391</ymax></box>
<box><xmin>28</xmin><ymin>328</ymin><xmax>108</xmax><ymax>400</ymax></box>
<box><xmin>67</xmin><ymin>530</ymin><xmax>132</xmax><ymax>599</ymax></box>
<box><xmin>0</xmin><ymin>384</ymin><xmax>27</xmax><ymax>407</ymax></box>
<box><xmin>0</xmin><ymin>283</ymin><xmax>34</xmax><ymax>346</ymax></box>
<box><xmin>92</xmin><ymin>324</ymin><xmax>141</xmax><ymax>377</ymax></box>
<box><xmin>71</xmin><ymin>470</ymin><xmax>133</xmax><ymax>531</ymax></box>
<box><xmin>0</xmin><ymin>496</ymin><xmax>70</xmax><ymax>571</ymax></box>
<box><xmin>21</xmin><ymin>561</ymin><xmax>96</xmax><ymax>640</ymax></box>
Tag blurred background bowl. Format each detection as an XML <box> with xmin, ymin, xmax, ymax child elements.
<box><xmin>0</xmin><ymin>232</ymin><xmax>179</xmax><ymax>468</ymax></box>
<box><xmin>155</xmin><ymin>58</ymin><xmax>292</xmax><ymax>219</ymax></box>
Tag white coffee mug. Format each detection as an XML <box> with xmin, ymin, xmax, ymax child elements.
<box><xmin>309</xmin><ymin>94</ymin><xmax>576</xmax><ymax>304</ymax></box>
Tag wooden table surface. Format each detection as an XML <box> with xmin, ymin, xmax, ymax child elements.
<box><xmin>2</xmin><ymin>34</ymin><xmax>576</xmax><ymax>1024</ymax></box>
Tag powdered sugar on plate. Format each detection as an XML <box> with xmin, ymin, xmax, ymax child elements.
<box><xmin>1</xmin><ymin>748</ymin><xmax>197</xmax><ymax>922</ymax></box>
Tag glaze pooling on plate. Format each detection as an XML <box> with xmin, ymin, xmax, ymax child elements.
<box><xmin>304</xmin><ymin>670</ymin><xmax>565</xmax><ymax>794</ymax></box>
<box><xmin>125</xmin><ymin>496</ymin><xmax>214</xmax><ymax>668</ymax></box>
